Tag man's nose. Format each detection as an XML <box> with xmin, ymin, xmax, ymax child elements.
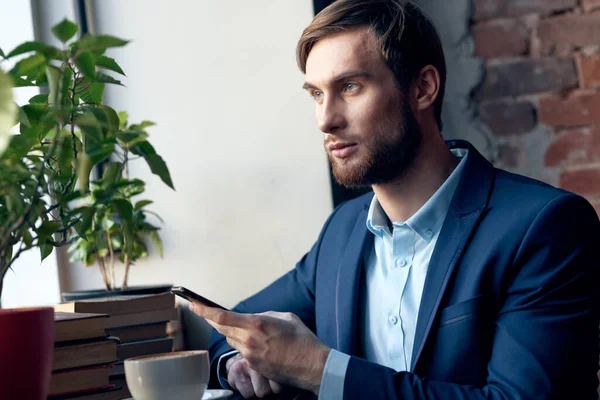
<box><xmin>317</xmin><ymin>96</ymin><xmax>346</xmax><ymax>134</ymax></box>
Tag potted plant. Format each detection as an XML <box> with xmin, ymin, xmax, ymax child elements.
<box><xmin>0</xmin><ymin>52</ymin><xmax>55</xmax><ymax>400</ymax></box>
<box><xmin>0</xmin><ymin>19</ymin><xmax>174</xmax><ymax>303</ymax></box>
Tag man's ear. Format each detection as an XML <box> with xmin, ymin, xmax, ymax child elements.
<box><xmin>413</xmin><ymin>65</ymin><xmax>440</xmax><ymax>112</ymax></box>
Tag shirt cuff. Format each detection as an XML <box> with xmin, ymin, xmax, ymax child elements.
<box><xmin>318</xmin><ymin>349</ymin><xmax>350</xmax><ymax>400</ymax></box>
<box><xmin>216</xmin><ymin>350</ymin><xmax>239</xmax><ymax>390</ymax></box>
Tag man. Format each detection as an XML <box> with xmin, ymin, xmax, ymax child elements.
<box><xmin>191</xmin><ymin>1</ymin><xmax>600</xmax><ymax>399</ymax></box>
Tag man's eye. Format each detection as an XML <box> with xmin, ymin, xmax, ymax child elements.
<box><xmin>344</xmin><ymin>83</ymin><xmax>358</xmax><ymax>92</ymax></box>
<box><xmin>311</xmin><ymin>91</ymin><xmax>323</xmax><ymax>101</ymax></box>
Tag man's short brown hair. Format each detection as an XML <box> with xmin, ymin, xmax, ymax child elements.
<box><xmin>297</xmin><ymin>0</ymin><xmax>446</xmax><ymax>131</ymax></box>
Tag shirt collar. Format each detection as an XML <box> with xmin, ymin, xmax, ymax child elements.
<box><xmin>366</xmin><ymin>148</ymin><xmax>469</xmax><ymax>242</ymax></box>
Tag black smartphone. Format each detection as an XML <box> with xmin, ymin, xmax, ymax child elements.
<box><xmin>171</xmin><ymin>286</ymin><xmax>229</xmax><ymax>310</ymax></box>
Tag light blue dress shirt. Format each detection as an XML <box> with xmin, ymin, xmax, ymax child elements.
<box><xmin>319</xmin><ymin>149</ymin><xmax>468</xmax><ymax>399</ymax></box>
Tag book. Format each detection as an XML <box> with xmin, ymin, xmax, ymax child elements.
<box><xmin>105</xmin><ymin>307</ymin><xmax>178</xmax><ymax>329</ymax></box>
<box><xmin>49</xmin><ymin>364</ymin><xmax>113</xmax><ymax>396</ymax></box>
<box><xmin>48</xmin><ymin>384</ymin><xmax>127</xmax><ymax>400</ymax></box>
<box><xmin>55</xmin><ymin>312</ymin><xmax>108</xmax><ymax>343</ymax></box>
<box><xmin>106</xmin><ymin>322</ymin><xmax>167</xmax><ymax>343</ymax></box>
<box><xmin>108</xmin><ymin>374</ymin><xmax>131</xmax><ymax>398</ymax></box>
<box><xmin>54</xmin><ymin>338</ymin><xmax>118</xmax><ymax>371</ymax></box>
<box><xmin>116</xmin><ymin>337</ymin><xmax>174</xmax><ymax>360</ymax></box>
<box><xmin>54</xmin><ymin>293</ymin><xmax>175</xmax><ymax>316</ymax></box>
<box><xmin>107</xmin><ymin>362</ymin><xmax>125</xmax><ymax>377</ymax></box>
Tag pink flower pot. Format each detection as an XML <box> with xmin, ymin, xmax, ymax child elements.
<box><xmin>0</xmin><ymin>307</ymin><xmax>54</xmax><ymax>400</ymax></box>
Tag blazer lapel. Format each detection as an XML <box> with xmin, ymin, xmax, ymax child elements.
<box><xmin>335</xmin><ymin>205</ymin><xmax>372</xmax><ymax>355</ymax></box>
<box><xmin>411</xmin><ymin>140</ymin><xmax>495</xmax><ymax>371</ymax></box>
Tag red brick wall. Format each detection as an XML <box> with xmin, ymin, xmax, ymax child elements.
<box><xmin>472</xmin><ymin>0</ymin><xmax>600</xmax><ymax>214</ymax></box>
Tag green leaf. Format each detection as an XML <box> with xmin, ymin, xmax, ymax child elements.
<box><xmin>7</xmin><ymin>129</ymin><xmax>39</xmax><ymax>158</ymax></box>
<box><xmin>40</xmin><ymin>241</ymin><xmax>53</xmax><ymax>261</ymax></box>
<box><xmin>37</xmin><ymin>220</ymin><xmax>62</xmax><ymax>236</ymax></box>
<box><xmin>76</xmin><ymin>152</ymin><xmax>93</xmax><ymax>194</ymax></box>
<box><xmin>75</xmin><ymin>51</ymin><xmax>96</xmax><ymax>80</ymax></box>
<box><xmin>46</xmin><ymin>66</ymin><xmax>60</xmax><ymax>105</ymax></box>
<box><xmin>149</xmin><ymin>230</ymin><xmax>163</xmax><ymax>258</ymax></box>
<box><xmin>99</xmin><ymin>105</ymin><xmax>120</xmax><ymax>133</ymax></box>
<box><xmin>102</xmin><ymin>162</ymin><xmax>122</xmax><ymax>183</ymax></box>
<box><xmin>96</xmin><ymin>56</ymin><xmax>126</xmax><ymax>76</ymax></box>
<box><xmin>117</xmin><ymin>131</ymin><xmax>147</xmax><ymax>147</ymax></box>
<box><xmin>143</xmin><ymin>210</ymin><xmax>164</xmax><ymax>224</ymax></box>
<box><xmin>6</xmin><ymin>41</ymin><xmax>47</xmax><ymax>58</ymax></box>
<box><xmin>111</xmin><ymin>198</ymin><xmax>134</xmax><ymax>258</ymax></box>
<box><xmin>74</xmin><ymin>206</ymin><xmax>95</xmax><ymax>235</ymax></box>
<box><xmin>0</xmin><ymin>47</ymin><xmax>5</xmax><ymax>58</ymax></box>
<box><xmin>79</xmin><ymin>81</ymin><xmax>104</xmax><ymax>104</ymax></box>
<box><xmin>146</xmin><ymin>153</ymin><xmax>174</xmax><ymax>189</ymax></box>
<box><xmin>29</xmin><ymin>94</ymin><xmax>49</xmax><ymax>104</ymax></box>
<box><xmin>18</xmin><ymin>107</ymin><xmax>31</xmax><ymax>128</ymax></box>
<box><xmin>134</xmin><ymin>200</ymin><xmax>153</xmax><ymax>210</ymax></box>
<box><xmin>130</xmin><ymin>120</ymin><xmax>156</xmax><ymax>130</ymax></box>
<box><xmin>75</xmin><ymin>111</ymin><xmax>103</xmax><ymax>145</ymax></box>
<box><xmin>101</xmin><ymin>215</ymin><xmax>116</xmax><ymax>231</ymax></box>
<box><xmin>61</xmin><ymin>67</ymin><xmax>74</xmax><ymax>104</ymax></box>
<box><xmin>51</xmin><ymin>19</ymin><xmax>78</xmax><ymax>43</ymax></box>
<box><xmin>21</xmin><ymin>103</ymin><xmax>47</xmax><ymax>127</ymax></box>
<box><xmin>13</xmin><ymin>53</ymin><xmax>46</xmax><ymax>75</ymax></box>
<box><xmin>96</xmin><ymin>71</ymin><xmax>123</xmax><ymax>86</ymax></box>
<box><xmin>11</xmin><ymin>76</ymin><xmax>35</xmax><ymax>87</ymax></box>
<box><xmin>6</xmin><ymin>245</ymin><xmax>13</xmax><ymax>262</ymax></box>
<box><xmin>117</xmin><ymin>111</ymin><xmax>128</xmax><ymax>129</ymax></box>
<box><xmin>77</xmin><ymin>34</ymin><xmax>129</xmax><ymax>52</ymax></box>
<box><xmin>91</xmin><ymin>49</ymin><xmax>106</xmax><ymax>57</ymax></box>
<box><xmin>130</xmin><ymin>141</ymin><xmax>155</xmax><ymax>157</ymax></box>
<box><xmin>86</xmin><ymin>142</ymin><xmax>114</xmax><ymax>164</ymax></box>
<box><xmin>22</xmin><ymin>229</ymin><xmax>33</xmax><ymax>247</ymax></box>
<box><xmin>131</xmin><ymin>141</ymin><xmax>174</xmax><ymax>189</ymax></box>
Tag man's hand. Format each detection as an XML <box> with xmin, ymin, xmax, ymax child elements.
<box><xmin>225</xmin><ymin>353</ymin><xmax>283</xmax><ymax>398</ymax></box>
<box><xmin>190</xmin><ymin>303</ymin><xmax>331</xmax><ymax>395</ymax></box>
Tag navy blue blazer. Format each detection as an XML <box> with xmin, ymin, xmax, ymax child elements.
<box><xmin>209</xmin><ymin>140</ymin><xmax>600</xmax><ymax>399</ymax></box>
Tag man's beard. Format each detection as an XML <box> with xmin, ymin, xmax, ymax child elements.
<box><xmin>329</xmin><ymin>103</ymin><xmax>422</xmax><ymax>189</ymax></box>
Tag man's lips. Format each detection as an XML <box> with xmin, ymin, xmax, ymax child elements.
<box><xmin>327</xmin><ymin>142</ymin><xmax>358</xmax><ymax>159</ymax></box>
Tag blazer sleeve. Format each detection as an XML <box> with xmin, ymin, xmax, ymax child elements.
<box><xmin>341</xmin><ymin>193</ymin><xmax>600</xmax><ymax>400</ymax></box>
<box><xmin>208</xmin><ymin>204</ymin><xmax>343</xmax><ymax>388</ymax></box>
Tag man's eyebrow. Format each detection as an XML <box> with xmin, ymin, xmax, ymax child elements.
<box><xmin>302</xmin><ymin>70</ymin><xmax>372</xmax><ymax>90</ymax></box>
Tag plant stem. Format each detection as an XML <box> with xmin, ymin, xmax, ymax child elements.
<box><xmin>106</xmin><ymin>231</ymin><xmax>116</xmax><ymax>291</ymax></box>
<box><xmin>121</xmin><ymin>252</ymin><xmax>130</xmax><ymax>290</ymax></box>
<box><xmin>97</xmin><ymin>256</ymin><xmax>110</xmax><ymax>291</ymax></box>
<box><xmin>70</xmin><ymin>72</ymin><xmax>78</xmax><ymax>179</ymax></box>
<box><xmin>123</xmin><ymin>148</ymin><xmax>129</xmax><ymax>180</ymax></box>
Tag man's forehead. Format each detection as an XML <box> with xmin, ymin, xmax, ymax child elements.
<box><xmin>305</xmin><ymin>27</ymin><xmax>380</xmax><ymax>83</ymax></box>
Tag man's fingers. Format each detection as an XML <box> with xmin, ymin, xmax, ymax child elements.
<box><xmin>228</xmin><ymin>360</ymin><xmax>255</xmax><ymax>399</ymax></box>
<box><xmin>226</xmin><ymin>336</ymin><xmax>248</xmax><ymax>355</ymax></box>
<box><xmin>189</xmin><ymin>301</ymin><xmax>253</xmax><ymax>329</ymax></box>
<box><xmin>269</xmin><ymin>379</ymin><xmax>284</xmax><ymax>394</ymax></box>
<box><xmin>249</xmin><ymin>368</ymin><xmax>272</xmax><ymax>398</ymax></box>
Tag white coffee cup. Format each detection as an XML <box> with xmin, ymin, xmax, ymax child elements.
<box><xmin>124</xmin><ymin>350</ymin><xmax>210</xmax><ymax>400</ymax></box>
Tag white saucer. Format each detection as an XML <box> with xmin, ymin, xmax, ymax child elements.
<box><xmin>202</xmin><ymin>389</ymin><xmax>234</xmax><ymax>399</ymax></box>
<box><xmin>123</xmin><ymin>389</ymin><xmax>233</xmax><ymax>400</ymax></box>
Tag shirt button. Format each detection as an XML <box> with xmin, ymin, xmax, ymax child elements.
<box><xmin>389</xmin><ymin>315</ymin><xmax>398</xmax><ymax>325</ymax></box>
<box><xmin>395</xmin><ymin>258</ymin><xmax>407</xmax><ymax>268</ymax></box>
<box><xmin>425</xmin><ymin>229</ymin><xmax>433</xmax><ymax>237</ymax></box>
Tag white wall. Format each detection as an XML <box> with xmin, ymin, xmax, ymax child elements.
<box><xmin>60</xmin><ymin>0</ymin><xmax>333</xmax><ymax>308</ymax></box>
<box><xmin>0</xmin><ymin>0</ymin><xmax>76</xmax><ymax>307</ymax></box>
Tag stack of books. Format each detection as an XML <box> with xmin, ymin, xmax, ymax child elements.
<box><xmin>54</xmin><ymin>293</ymin><xmax>178</xmax><ymax>397</ymax></box>
<box><xmin>49</xmin><ymin>312</ymin><xmax>126</xmax><ymax>399</ymax></box>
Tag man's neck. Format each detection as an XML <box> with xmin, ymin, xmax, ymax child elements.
<box><xmin>372</xmin><ymin>136</ymin><xmax>459</xmax><ymax>223</ymax></box>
